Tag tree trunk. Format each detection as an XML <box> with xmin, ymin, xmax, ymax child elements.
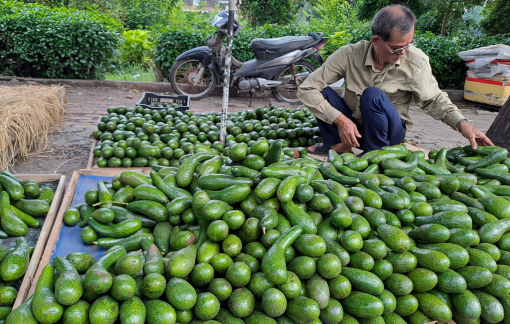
<box><xmin>441</xmin><ymin>0</ymin><xmax>455</xmax><ymax>36</ymax></box>
<box><xmin>150</xmin><ymin>58</ymin><xmax>165</xmax><ymax>82</ymax></box>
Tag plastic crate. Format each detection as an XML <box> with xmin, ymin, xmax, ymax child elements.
<box><xmin>136</xmin><ymin>92</ymin><xmax>190</xmax><ymax>111</ymax></box>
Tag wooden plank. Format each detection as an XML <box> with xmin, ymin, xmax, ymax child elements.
<box><xmin>11</xmin><ymin>174</ymin><xmax>66</xmax><ymax>309</ymax></box>
<box><xmin>86</xmin><ymin>139</ymin><xmax>98</xmax><ymax>169</ymax></box>
<box><xmin>27</xmin><ymin>168</ymin><xmax>150</xmax><ymax>298</ymax></box>
<box><xmin>28</xmin><ymin>171</ymin><xmax>80</xmax><ymax>299</ymax></box>
<box><xmin>405</xmin><ymin>142</ymin><xmax>430</xmax><ymax>156</ymax></box>
<box><xmin>486</xmin><ymin>96</ymin><xmax>510</xmax><ymax>153</ymax></box>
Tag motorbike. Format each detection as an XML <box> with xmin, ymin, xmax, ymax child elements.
<box><xmin>169</xmin><ymin>10</ymin><xmax>328</xmax><ymax>104</ymax></box>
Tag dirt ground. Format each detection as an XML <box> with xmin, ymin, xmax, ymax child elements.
<box><xmin>5</xmin><ymin>81</ymin><xmax>498</xmax><ymax>184</ymax></box>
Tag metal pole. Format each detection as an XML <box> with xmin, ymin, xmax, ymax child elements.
<box><xmin>219</xmin><ymin>0</ymin><xmax>237</xmax><ymax>143</ymax></box>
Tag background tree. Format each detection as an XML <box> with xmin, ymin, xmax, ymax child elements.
<box><xmin>122</xmin><ymin>0</ymin><xmax>179</xmax><ymax>29</ymax></box>
<box><xmin>356</xmin><ymin>0</ymin><xmax>426</xmax><ymax>21</ymax></box>
<box><xmin>436</xmin><ymin>0</ymin><xmax>484</xmax><ymax>36</ymax></box>
<box><xmin>481</xmin><ymin>0</ymin><xmax>510</xmax><ymax>35</ymax></box>
<box><xmin>355</xmin><ymin>0</ymin><xmax>484</xmax><ymax>36</ymax></box>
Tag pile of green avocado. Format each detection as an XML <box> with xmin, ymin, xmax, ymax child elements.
<box><xmin>6</xmin><ymin>141</ymin><xmax>510</xmax><ymax>324</ymax></box>
<box><xmin>91</xmin><ymin>105</ymin><xmax>321</xmax><ymax>168</ymax></box>
<box><xmin>0</xmin><ymin>173</ymin><xmax>56</xmax><ymax>321</ymax></box>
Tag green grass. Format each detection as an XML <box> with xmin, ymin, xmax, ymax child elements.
<box><xmin>104</xmin><ymin>65</ymin><xmax>156</xmax><ymax>82</ymax></box>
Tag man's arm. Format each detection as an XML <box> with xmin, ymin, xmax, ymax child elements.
<box><xmin>297</xmin><ymin>48</ymin><xmax>347</xmax><ymax>125</ymax></box>
<box><xmin>411</xmin><ymin>56</ymin><xmax>493</xmax><ymax>149</ymax></box>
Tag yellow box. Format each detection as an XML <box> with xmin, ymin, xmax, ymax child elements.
<box><xmin>464</xmin><ymin>75</ymin><xmax>510</xmax><ymax>107</ymax></box>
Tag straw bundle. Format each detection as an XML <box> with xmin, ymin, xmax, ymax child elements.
<box><xmin>0</xmin><ymin>85</ymin><xmax>65</xmax><ymax>169</ymax></box>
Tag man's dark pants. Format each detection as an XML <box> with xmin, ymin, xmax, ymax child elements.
<box><xmin>316</xmin><ymin>87</ymin><xmax>406</xmax><ymax>152</ymax></box>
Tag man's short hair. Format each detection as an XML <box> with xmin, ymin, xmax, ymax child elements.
<box><xmin>371</xmin><ymin>5</ymin><xmax>416</xmax><ymax>42</ymax></box>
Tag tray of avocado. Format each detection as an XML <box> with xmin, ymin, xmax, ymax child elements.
<box><xmin>0</xmin><ymin>172</ymin><xmax>65</xmax><ymax>310</ymax></box>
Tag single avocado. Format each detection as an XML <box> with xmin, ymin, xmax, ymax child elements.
<box><xmin>32</xmin><ymin>265</ymin><xmax>63</xmax><ymax>324</ymax></box>
<box><xmin>89</xmin><ymin>295</ymin><xmax>119</xmax><ymax>324</ymax></box>
<box><xmin>111</xmin><ymin>274</ymin><xmax>137</xmax><ymax>301</ymax></box>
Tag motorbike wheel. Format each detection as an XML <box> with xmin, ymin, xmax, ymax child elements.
<box><xmin>271</xmin><ymin>60</ymin><xmax>316</xmax><ymax>104</ymax></box>
<box><xmin>169</xmin><ymin>59</ymin><xmax>217</xmax><ymax>100</ymax></box>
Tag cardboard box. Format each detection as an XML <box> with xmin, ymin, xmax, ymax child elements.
<box><xmin>464</xmin><ymin>74</ymin><xmax>510</xmax><ymax>107</ymax></box>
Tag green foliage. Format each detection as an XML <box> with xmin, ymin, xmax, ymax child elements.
<box><xmin>0</xmin><ymin>0</ymin><xmax>122</xmax><ymax>79</ymax></box>
<box><xmin>154</xmin><ymin>24</ymin><xmax>215</xmax><ymax>77</ymax></box>
<box><xmin>164</xmin><ymin>2</ymin><xmax>214</xmax><ymax>29</ymax></box>
<box><xmin>481</xmin><ymin>0</ymin><xmax>510</xmax><ymax>35</ymax></box>
<box><xmin>151</xmin><ymin>4</ymin><xmax>216</xmax><ymax>75</ymax></box>
<box><xmin>104</xmin><ymin>64</ymin><xmax>156</xmax><ymax>82</ymax></box>
<box><xmin>305</xmin><ymin>0</ymin><xmax>366</xmax><ymax>59</ymax></box>
<box><xmin>122</xmin><ymin>0</ymin><xmax>178</xmax><ymax>29</ymax></box>
<box><xmin>120</xmin><ymin>30</ymin><xmax>153</xmax><ymax>66</ymax></box>
<box><xmin>355</xmin><ymin>0</ymin><xmax>484</xmax><ymax>37</ymax></box>
<box><xmin>356</xmin><ymin>0</ymin><xmax>426</xmax><ymax>21</ymax></box>
<box><xmin>25</xmin><ymin>0</ymin><xmax>178</xmax><ymax>29</ymax></box>
<box><xmin>239</xmin><ymin>0</ymin><xmax>302</xmax><ymax>27</ymax></box>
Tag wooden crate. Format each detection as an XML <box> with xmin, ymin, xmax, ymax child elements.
<box><xmin>27</xmin><ymin>169</ymin><xmax>150</xmax><ymax>299</ymax></box>
<box><xmin>10</xmin><ymin>174</ymin><xmax>66</xmax><ymax>309</ymax></box>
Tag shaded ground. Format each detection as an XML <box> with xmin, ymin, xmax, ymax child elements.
<box><xmin>5</xmin><ymin>81</ymin><xmax>498</xmax><ymax>183</ymax></box>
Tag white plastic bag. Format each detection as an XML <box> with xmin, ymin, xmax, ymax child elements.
<box><xmin>458</xmin><ymin>44</ymin><xmax>510</xmax><ymax>61</ymax></box>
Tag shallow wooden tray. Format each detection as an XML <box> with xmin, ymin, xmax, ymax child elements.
<box><xmin>27</xmin><ymin>169</ymin><xmax>150</xmax><ymax>299</ymax></box>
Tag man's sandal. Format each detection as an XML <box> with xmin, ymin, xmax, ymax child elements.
<box><xmin>306</xmin><ymin>143</ymin><xmax>331</xmax><ymax>156</ymax></box>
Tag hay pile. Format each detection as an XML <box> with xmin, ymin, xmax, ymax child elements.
<box><xmin>0</xmin><ymin>85</ymin><xmax>65</xmax><ymax>169</ymax></box>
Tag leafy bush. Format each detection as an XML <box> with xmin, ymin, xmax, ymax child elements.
<box><xmin>122</xmin><ymin>0</ymin><xmax>178</xmax><ymax>29</ymax></box>
<box><xmin>0</xmin><ymin>0</ymin><xmax>122</xmax><ymax>79</ymax></box>
<box><xmin>305</xmin><ymin>0</ymin><xmax>365</xmax><ymax>59</ymax></box>
<box><xmin>30</xmin><ymin>0</ymin><xmax>178</xmax><ymax>29</ymax></box>
<box><xmin>154</xmin><ymin>24</ymin><xmax>215</xmax><ymax>76</ymax></box>
<box><xmin>238</xmin><ymin>0</ymin><xmax>302</xmax><ymax>27</ymax></box>
<box><xmin>120</xmin><ymin>30</ymin><xmax>153</xmax><ymax>66</ymax></box>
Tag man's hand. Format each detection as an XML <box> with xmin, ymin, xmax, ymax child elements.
<box><xmin>334</xmin><ymin>114</ymin><xmax>361</xmax><ymax>148</ymax></box>
<box><xmin>459</xmin><ymin>122</ymin><xmax>494</xmax><ymax>150</ymax></box>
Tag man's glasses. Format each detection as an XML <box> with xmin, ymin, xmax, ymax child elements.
<box><xmin>378</xmin><ymin>36</ymin><xmax>416</xmax><ymax>55</ymax></box>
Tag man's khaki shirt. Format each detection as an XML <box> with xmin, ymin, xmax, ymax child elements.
<box><xmin>297</xmin><ymin>40</ymin><xmax>465</xmax><ymax>131</ymax></box>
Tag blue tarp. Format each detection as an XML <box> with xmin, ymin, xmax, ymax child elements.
<box><xmin>51</xmin><ymin>175</ymin><xmax>113</xmax><ymax>262</ymax></box>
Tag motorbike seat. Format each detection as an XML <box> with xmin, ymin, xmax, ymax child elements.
<box><xmin>250</xmin><ymin>36</ymin><xmax>316</xmax><ymax>55</ymax></box>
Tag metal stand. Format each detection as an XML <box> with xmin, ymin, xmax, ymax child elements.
<box><xmin>219</xmin><ymin>0</ymin><xmax>238</xmax><ymax>143</ymax></box>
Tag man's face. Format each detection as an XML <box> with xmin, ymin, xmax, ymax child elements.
<box><xmin>372</xmin><ymin>27</ymin><xmax>415</xmax><ymax>64</ymax></box>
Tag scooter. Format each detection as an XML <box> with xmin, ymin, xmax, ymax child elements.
<box><xmin>169</xmin><ymin>10</ymin><xmax>328</xmax><ymax>104</ymax></box>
